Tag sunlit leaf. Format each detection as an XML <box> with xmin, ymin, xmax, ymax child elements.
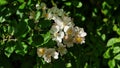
<box><xmin>114</xmin><ymin>54</ymin><xmax>120</xmax><ymax>60</ymax></box>
<box><xmin>18</xmin><ymin>0</ymin><xmax>24</xmax><ymax>3</ymax></box>
<box><xmin>64</xmin><ymin>2</ymin><xmax>71</xmax><ymax>6</ymax></box>
<box><xmin>76</xmin><ymin>2</ymin><xmax>82</xmax><ymax>8</ymax></box>
<box><xmin>108</xmin><ymin>59</ymin><xmax>115</xmax><ymax>68</ymax></box>
<box><xmin>113</xmin><ymin>46</ymin><xmax>120</xmax><ymax>54</ymax></box>
<box><xmin>113</xmin><ymin>25</ymin><xmax>120</xmax><ymax>35</ymax></box>
<box><xmin>35</xmin><ymin>11</ymin><xmax>41</xmax><ymax>20</ymax></box>
<box><xmin>107</xmin><ymin>38</ymin><xmax>120</xmax><ymax>47</ymax></box>
<box><xmin>103</xmin><ymin>48</ymin><xmax>111</xmax><ymax>59</ymax></box>
<box><xmin>41</xmin><ymin>32</ymin><xmax>51</xmax><ymax>46</ymax></box>
<box><xmin>4</xmin><ymin>41</ymin><xmax>16</xmax><ymax>58</ymax></box>
<box><xmin>117</xmin><ymin>64</ymin><xmax>120</xmax><ymax>68</ymax></box>
<box><xmin>19</xmin><ymin>2</ymin><xmax>26</xmax><ymax>9</ymax></box>
<box><xmin>15</xmin><ymin>42</ymin><xmax>28</xmax><ymax>56</ymax></box>
<box><xmin>0</xmin><ymin>0</ymin><xmax>8</xmax><ymax>5</ymax></box>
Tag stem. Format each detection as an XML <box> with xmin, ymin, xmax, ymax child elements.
<box><xmin>51</xmin><ymin>0</ymin><xmax>57</xmax><ymax>7</ymax></box>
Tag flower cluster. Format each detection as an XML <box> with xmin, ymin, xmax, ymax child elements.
<box><xmin>37</xmin><ymin>48</ymin><xmax>59</xmax><ymax>63</ymax></box>
<box><xmin>37</xmin><ymin>3</ymin><xmax>87</xmax><ymax>63</ymax></box>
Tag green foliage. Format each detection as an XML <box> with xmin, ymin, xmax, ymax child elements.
<box><xmin>104</xmin><ymin>37</ymin><xmax>120</xmax><ymax>68</ymax></box>
<box><xmin>0</xmin><ymin>0</ymin><xmax>120</xmax><ymax>68</ymax></box>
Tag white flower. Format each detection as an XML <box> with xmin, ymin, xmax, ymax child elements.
<box><xmin>78</xmin><ymin>28</ymin><xmax>87</xmax><ymax>37</ymax></box>
<box><xmin>57</xmin><ymin>9</ymin><xmax>65</xmax><ymax>16</ymax></box>
<box><xmin>62</xmin><ymin>15</ymin><xmax>74</xmax><ymax>26</ymax></box>
<box><xmin>75</xmin><ymin>27</ymin><xmax>87</xmax><ymax>37</ymax></box>
<box><xmin>45</xmin><ymin>12</ymin><xmax>53</xmax><ymax>20</ymax></box>
<box><xmin>37</xmin><ymin>48</ymin><xmax>46</xmax><ymax>57</ymax></box>
<box><xmin>50</xmin><ymin>24</ymin><xmax>64</xmax><ymax>43</ymax></box>
<box><xmin>53</xmin><ymin>16</ymin><xmax>64</xmax><ymax>29</ymax></box>
<box><xmin>57</xmin><ymin>43</ymin><xmax>67</xmax><ymax>56</ymax></box>
<box><xmin>37</xmin><ymin>47</ymin><xmax>59</xmax><ymax>63</ymax></box>
<box><xmin>63</xmin><ymin>36</ymin><xmax>74</xmax><ymax>47</ymax></box>
<box><xmin>50</xmin><ymin>24</ymin><xmax>60</xmax><ymax>34</ymax></box>
<box><xmin>53</xmin><ymin>52</ymin><xmax>59</xmax><ymax>59</ymax></box>
<box><xmin>64</xmin><ymin>25</ymin><xmax>75</xmax><ymax>36</ymax></box>
<box><xmin>43</xmin><ymin>48</ymin><xmax>59</xmax><ymax>63</ymax></box>
<box><xmin>36</xmin><ymin>4</ymin><xmax>40</xmax><ymax>9</ymax></box>
<box><xmin>40</xmin><ymin>2</ymin><xmax>47</xmax><ymax>10</ymax></box>
<box><xmin>52</xmin><ymin>31</ymin><xmax>64</xmax><ymax>43</ymax></box>
<box><xmin>50</xmin><ymin>7</ymin><xmax>59</xmax><ymax>14</ymax></box>
<box><xmin>50</xmin><ymin>7</ymin><xmax>64</xmax><ymax>16</ymax></box>
<box><xmin>73</xmin><ymin>27</ymin><xmax>87</xmax><ymax>44</ymax></box>
<box><xmin>73</xmin><ymin>36</ymin><xmax>85</xmax><ymax>44</ymax></box>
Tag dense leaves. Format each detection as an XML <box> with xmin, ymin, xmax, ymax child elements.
<box><xmin>0</xmin><ymin>0</ymin><xmax>120</xmax><ymax>68</ymax></box>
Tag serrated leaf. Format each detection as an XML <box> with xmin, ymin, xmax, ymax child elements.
<box><xmin>107</xmin><ymin>38</ymin><xmax>120</xmax><ymax>47</ymax></box>
<box><xmin>114</xmin><ymin>54</ymin><xmax>120</xmax><ymax>60</ymax></box>
<box><xmin>108</xmin><ymin>59</ymin><xmax>115</xmax><ymax>68</ymax></box>
<box><xmin>103</xmin><ymin>48</ymin><xmax>111</xmax><ymax>59</ymax></box>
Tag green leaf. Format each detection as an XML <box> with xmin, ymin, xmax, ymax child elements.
<box><xmin>108</xmin><ymin>59</ymin><xmax>115</xmax><ymax>68</ymax></box>
<box><xmin>0</xmin><ymin>0</ymin><xmax>8</xmax><ymax>5</ymax></box>
<box><xmin>76</xmin><ymin>2</ymin><xmax>82</xmax><ymax>8</ymax></box>
<box><xmin>39</xmin><ymin>19</ymin><xmax>51</xmax><ymax>29</ymax></box>
<box><xmin>84</xmin><ymin>62</ymin><xmax>88</xmax><ymax>68</ymax></box>
<box><xmin>16</xmin><ymin>10</ymin><xmax>23</xmax><ymax>18</ymax></box>
<box><xmin>41</xmin><ymin>32</ymin><xmax>51</xmax><ymax>46</ymax></box>
<box><xmin>103</xmin><ymin>48</ymin><xmax>111</xmax><ymax>59</ymax></box>
<box><xmin>117</xmin><ymin>64</ymin><xmax>120</xmax><ymax>68</ymax></box>
<box><xmin>4</xmin><ymin>41</ymin><xmax>16</xmax><ymax>58</ymax></box>
<box><xmin>107</xmin><ymin>38</ymin><xmax>120</xmax><ymax>47</ymax></box>
<box><xmin>113</xmin><ymin>46</ymin><xmax>120</xmax><ymax>54</ymax></box>
<box><xmin>8</xmin><ymin>26</ymin><xmax>14</xmax><ymax>35</ymax></box>
<box><xmin>101</xmin><ymin>9</ymin><xmax>108</xmax><ymax>15</ymax></box>
<box><xmin>113</xmin><ymin>25</ymin><xmax>120</xmax><ymax>35</ymax></box>
<box><xmin>114</xmin><ymin>54</ymin><xmax>120</xmax><ymax>60</ymax></box>
<box><xmin>14</xmin><ymin>21</ymin><xmax>29</xmax><ymax>38</ymax></box>
<box><xmin>18</xmin><ymin>0</ymin><xmax>24</xmax><ymax>3</ymax></box>
<box><xmin>35</xmin><ymin>11</ymin><xmax>41</xmax><ymax>20</ymax></box>
<box><xmin>27</xmin><ymin>0</ymin><xmax>31</xmax><ymax>5</ymax></box>
<box><xmin>64</xmin><ymin>2</ymin><xmax>71</xmax><ymax>6</ymax></box>
<box><xmin>5</xmin><ymin>46</ymin><xmax>16</xmax><ymax>58</ymax></box>
<box><xmin>32</xmin><ymin>34</ymin><xmax>44</xmax><ymax>45</ymax></box>
<box><xmin>15</xmin><ymin>42</ymin><xmax>28</xmax><ymax>56</ymax></box>
<box><xmin>0</xmin><ymin>16</ymin><xmax>5</xmax><ymax>23</ymax></box>
<box><xmin>19</xmin><ymin>2</ymin><xmax>26</xmax><ymax>9</ymax></box>
<box><xmin>102</xmin><ymin>1</ymin><xmax>111</xmax><ymax>9</ymax></box>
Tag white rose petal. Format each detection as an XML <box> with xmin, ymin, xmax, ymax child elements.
<box><xmin>53</xmin><ymin>52</ymin><xmax>59</xmax><ymax>59</ymax></box>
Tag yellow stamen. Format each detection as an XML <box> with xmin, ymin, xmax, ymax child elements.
<box><xmin>74</xmin><ymin>37</ymin><xmax>82</xmax><ymax>43</ymax></box>
<box><xmin>67</xmin><ymin>28</ymin><xmax>73</xmax><ymax>35</ymax></box>
<box><xmin>38</xmin><ymin>48</ymin><xmax>45</xmax><ymax>55</ymax></box>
